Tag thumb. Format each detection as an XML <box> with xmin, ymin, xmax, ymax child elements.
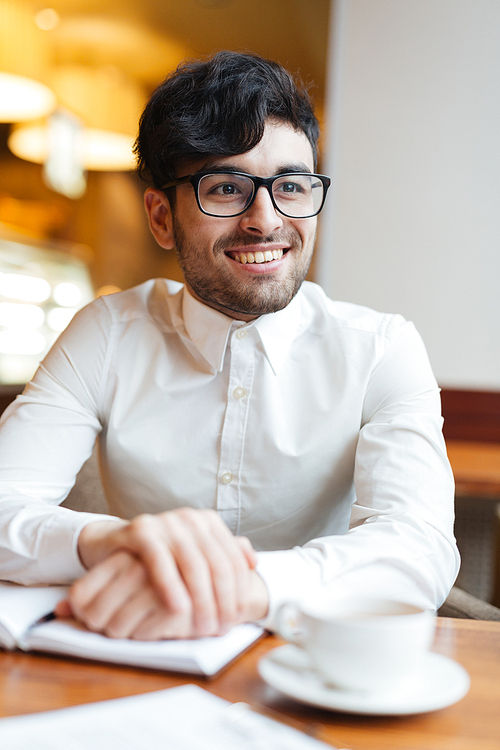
<box><xmin>54</xmin><ymin>599</ymin><xmax>73</xmax><ymax>618</ymax></box>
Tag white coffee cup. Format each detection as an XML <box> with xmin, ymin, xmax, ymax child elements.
<box><xmin>276</xmin><ymin>597</ymin><xmax>436</xmax><ymax>692</ymax></box>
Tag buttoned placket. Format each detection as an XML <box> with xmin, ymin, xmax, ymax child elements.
<box><xmin>215</xmin><ymin>324</ymin><xmax>255</xmax><ymax>534</ymax></box>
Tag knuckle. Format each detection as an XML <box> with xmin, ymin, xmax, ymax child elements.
<box><xmin>104</xmin><ymin>623</ymin><xmax>125</xmax><ymax>639</ymax></box>
<box><xmin>129</xmin><ymin>514</ymin><xmax>155</xmax><ymax>539</ymax></box>
<box><xmin>83</xmin><ymin>611</ymin><xmax>105</xmax><ymax>633</ymax></box>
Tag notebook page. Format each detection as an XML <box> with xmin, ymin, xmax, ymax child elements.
<box><xmin>0</xmin><ymin>584</ymin><xmax>67</xmax><ymax>649</ymax></box>
<box><xmin>27</xmin><ymin>619</ymin><xmax>263</xmax><ymax>675</ymax></box>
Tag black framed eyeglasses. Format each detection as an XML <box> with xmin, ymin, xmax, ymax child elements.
<box><xmin>161</xmin><ymin>171</ymin><xmax>331</xmax><ymax>219</ymax></box>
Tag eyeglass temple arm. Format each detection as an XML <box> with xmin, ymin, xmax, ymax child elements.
<box><xmin>160</xmin><ymin>175</ymin><xmax>192</xmax><ymax>191</ymax></box>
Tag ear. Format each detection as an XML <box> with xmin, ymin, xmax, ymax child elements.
<box><xmin>144</xmin><ymin>189</ymin><xmax>175</xmax><ymax>249</ymax></box>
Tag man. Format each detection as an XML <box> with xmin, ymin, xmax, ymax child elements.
<box><xmin>0</xmin><ymin>51</ymin><xmax>459</xmax><ymax>640</ymax></box>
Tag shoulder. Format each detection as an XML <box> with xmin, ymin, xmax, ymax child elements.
<box><xmin>51</xmin><ymin>278</ymin><xmax>185</xmax><ymax>356</ymax></box>
<box><xmin>96</xmin><ymin>278</ymin><xmax>184</xmax><ymax>328</ymax></box>
<box><xmin>299</xmin><ymin>281</ymin><xmax>409</xmax><ymax>344</ymax></box>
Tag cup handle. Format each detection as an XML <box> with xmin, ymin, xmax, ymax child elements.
<box><xmin>275</xmin><ymin>602</ymin><xmax>304</xmax><ymax>646</ymax></box>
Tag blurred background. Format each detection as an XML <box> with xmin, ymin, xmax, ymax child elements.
<box><xmin>0</xmin><ymin>0</ymin><xmax>330</xmax><ymax>385</ymax></box>
<box><xmin>0</xmin><ymin>0</ymin><xmax>499</xmax><ymax>604</ymax></box>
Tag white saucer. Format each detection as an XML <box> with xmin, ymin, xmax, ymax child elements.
<box><xmin>258</xmin><ymin>645</ymin><xmax>470</xmax><ymax>716</ymax></box>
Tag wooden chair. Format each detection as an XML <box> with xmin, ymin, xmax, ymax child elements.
<box><xmin>439</xmin><ymin>586</ymin><xmax>500</xmax><ymax>620</ymax></box>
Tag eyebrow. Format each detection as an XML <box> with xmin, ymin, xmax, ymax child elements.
<box><xmin>197</xmin><ymin>162</ymin><xmax>313</xmax><ymax>176</ymax></box>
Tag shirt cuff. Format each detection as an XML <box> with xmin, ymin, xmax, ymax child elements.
<box><xmin>37</xmin><ymin>509</ymin><xmax>120</xmax><ymax>583</ymax></box>
<box><xmin>255</xmin><ymin>547</ymin><xmax>324</xmax><ymax>631</ymax></box>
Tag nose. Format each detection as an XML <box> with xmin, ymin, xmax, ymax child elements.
<box><xmin>238</xmin><ymin>185</ymin><xmax>283</xmax><ymax>236</ymax></box>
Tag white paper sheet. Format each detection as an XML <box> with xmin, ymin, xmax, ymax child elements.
<box><xmin>0</xmin><ymin>684</ymin><xmax>336</xmax><ymax>749</ymax></box>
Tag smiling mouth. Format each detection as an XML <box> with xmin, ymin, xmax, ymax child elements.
<box><xmin>228</xmin><ymin>248</ymin><xmax>284</xmax><ymax>265</ymax></box>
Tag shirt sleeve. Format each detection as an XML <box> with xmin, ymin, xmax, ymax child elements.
<box><xmin>0</xmin><ymin>299</ymin><xmax>119</xmax><ymax>584</ymax></box>
<box><xmin>255</xmin><ymin>319</ymin><xmax>460</xmax><ymax>630</ymax></box>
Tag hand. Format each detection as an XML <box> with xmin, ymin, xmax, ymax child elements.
<box><xmin>56</xmin><ymin>548</ymin><xmax>268</xmax><ymax>640</ymax></box>
<box><xmin>63</xmin><ymin>508</ymin><xmax>269</xmax><ymax>638</ymax></box>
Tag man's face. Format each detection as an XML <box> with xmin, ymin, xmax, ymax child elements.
<box><xmin>154</xmin><ymin>120</ymin><xmax>318</xmax><ymax>321</ymax></box>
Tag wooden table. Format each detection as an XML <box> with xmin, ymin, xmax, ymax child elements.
<box><xmin>0</xmin><ymin>618</ymin><xmax>499</xmax><ymax>749</ymax></box>
<box><xmin>447</xmin><ymin>440</ymin><xmax>500</xmax><ymax>498</ymax></box>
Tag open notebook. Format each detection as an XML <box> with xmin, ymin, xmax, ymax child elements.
<box><xmin>0</xmin><ymin>582</ymin><xmax>263</xmax><ymax>676</ymax></box>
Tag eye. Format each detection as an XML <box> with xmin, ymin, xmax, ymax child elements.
<box><xmin>200</xmin><ymin>174</ymin><xmax>250</xmax><ymax>200</ymax></box>
<box><xmin>212</xmin><ymin>182</ymin><xmax>241</xmax><ymax>196</ymax></box>
<box><xmin>279</xmin><ymin>181</ymin><xmax>302</xmax><ymax>194</ymax></box>
<box><xmin>274</xmin><ymin>176</ymin><xmax>311</xmax><ymax>198</ymax></box>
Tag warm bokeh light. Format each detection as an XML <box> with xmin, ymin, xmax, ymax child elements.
<box><xmin>0</xmin><ymin>0</ymin><xmax>56</xmax><ymax>122</ymax></box>
<box><xmin>0</xmin><ymin>73</ymin><xmax>55</xmax><ymax>123</ymax></box>
<box><xmin>34</xmin><ymin>8</ymin><xmax>60</xmax><ymax>31</ymax></box>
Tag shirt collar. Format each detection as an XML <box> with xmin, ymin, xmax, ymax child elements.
<box><xmin>253</xmin><ymin>292</ymin><xmax>304</xmax><ymax>375</ymax></box>
<box><xmin>182</xmin><ymin>288</ymin><xmax>234</xmax><ymax>372</ymax></box>
<box><xmin>181</xmin><ymin>286</ymin><xmax>305</xmax><ymax>375</ymax></box>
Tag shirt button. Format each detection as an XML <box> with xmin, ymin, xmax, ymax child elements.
<box><xmin>233</xmin><ymin>387</ymin><xmax>246</xmax><ymax>399</ymax></box>
<box><xmin>236</xmin><ymin>329</ymin><xmax>247</xmax><ymax>340</ymax></box>
<box><xmin>220</xmin><ymin>472</ymin><xmax>233</xmax><ymax>484</ymax></box>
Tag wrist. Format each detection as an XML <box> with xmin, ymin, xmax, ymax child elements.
<box><xmin>77</xmin><ymin>519</ymin><xmax>127</xmax><ymax>569</ymax></box>
<box><xmin>245</xmin><ymin>570</ymin><xmax>269</xmax><ymax>623</ymax></box>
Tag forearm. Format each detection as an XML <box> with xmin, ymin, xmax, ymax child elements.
<box><xmin>0</xmin><ymin>495</ymin><xmax>117</xmax><ymax>585</ymax></box>
<box><xmin>256</xmin><ymin>514</ymin><xmax>460</xmax><ymax>631</ymax></box>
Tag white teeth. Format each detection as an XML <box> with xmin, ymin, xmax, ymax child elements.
<box><xmin>233</xmin><ymin>248</ymin><xmax>284</xmax><ymax>264</ymax></box>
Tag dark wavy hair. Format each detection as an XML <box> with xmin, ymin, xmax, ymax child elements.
<box><xmin>134</xmin><ymin>50</ymin><xmax>319</xmax><ymax>188</ymax></box>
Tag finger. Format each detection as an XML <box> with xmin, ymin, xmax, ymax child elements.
<box><xmin>70</xmin><ymin>551</ymin><xmax>147</xmax><ymax>633</ymax></box>
<box><xmin>236</xmin><ymin>536</ymin><xmax>258</xmax><ymax>568</ymax></box>
<box><xmin>103</xmin><ymin>586</ymin><xmax>162</xmax><ymax>639</ymax></box>
<box><xmin>131</xmin><ymin>604</ymin><xmax>196</xmax><ymax>641</ymax></box>
<box><xmin>202</xmin><ymin>515</ymin><xmax>255</xmax><ymax>620</ymax></box>
<box><xmin>54</xmin><ymin>599</ymin><xmax>72</xmax><ymax>618</ymax></box>
<box><xmin>164</xmin><ymin>513</ymin><xmax>220</xmax><ymax>635</ymax></box>
<box><xmin>119</xmin><ymin>515</ymin><xmax>192</xmax><ymax>615</ymax></box>
<box><xmin>173</xmin><ymin>510</ymin><xmax>250</xmax><ymax>631</ymax></box>
<box><xmin>70</xmin><ymin>549</ymin><xmax>131</xmax><ymax>611</ymax></box>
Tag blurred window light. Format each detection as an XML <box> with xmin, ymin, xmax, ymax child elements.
<box><xmin>0</xmin><ymin>232</ymin><xmax>94</xmax><ymax>384</ymax></box>
<box><xmin>53</xmin><ymin>281</ymin><xmax>82</xmax><ymax>307</ymax></box>
<box><xmin>46</xmin><ymin>307</ymin><xmax>77</xmax><ymax>332</ymax></box>
<box><xmin>0</xmin><ymin>302</ymin><xmax>45</xmax><ymax>329</ymax></box>
<box><xmin>0</xmin><ymin>272</ymin><xmax>51</xmax><ymax>303</ymax></box>
<box><xmin>0</xmin><ymin>330</ymin><xmax>46</xmax><ymax>355</ymax></box>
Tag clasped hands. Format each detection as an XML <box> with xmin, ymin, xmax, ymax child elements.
<box><xmin>55</xmin><ymin>508</ymin><xmax>269</xmax><ymax>641</ymax></box>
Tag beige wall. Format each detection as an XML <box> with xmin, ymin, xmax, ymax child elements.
<box><xmin>317</xmin><ymin>0</ymin><xmax>500</xmax><ymax>389</ymax></box>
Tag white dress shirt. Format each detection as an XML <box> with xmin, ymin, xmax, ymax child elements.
<box><xmin>0</xmin><ymin>279</ymin><xmax>459</xmax><ymax>628</ymax></box>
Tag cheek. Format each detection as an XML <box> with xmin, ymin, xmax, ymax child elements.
<box><xmin>297</xmin><ymin>221</ymin><xmax>317</xmax><ymax>251</ymax></box>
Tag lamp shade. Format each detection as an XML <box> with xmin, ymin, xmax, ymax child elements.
<box><xmin>8</xmin><ymin>66</ymin><xmax>144</xmax><ymax>172</ymax></box>
<box><xmin>0</xmin><ymin>0</ymin><xmax>56</xmax><ymax>121</ymax></box>
<box><xmin>8</xmin><ymin>117</ymin><xmax>137</xmax><ymax>172</ymax></box>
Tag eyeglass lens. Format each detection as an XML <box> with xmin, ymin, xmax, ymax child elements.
<box><xmin>197</xmin><ymin>173</ymin><xmax>324</xmax><ymax>217</ymax></box>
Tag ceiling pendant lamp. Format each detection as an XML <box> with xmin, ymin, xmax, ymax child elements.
<box><xmin>0</xmin><ymin>0</ymin><xmax>56</xmax><ymax>122</ymax></box>
<box><xmin>8</xmin><ymin>66</ymin><xmax>145</xmax><ymax>175</ymax></box>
